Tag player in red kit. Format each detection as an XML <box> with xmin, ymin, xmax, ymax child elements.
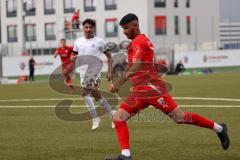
<box><xmin>105</xmin><ymin>14</ymin><xmax>230</xmax><ymax>160</ymax></box>
<box><xmin>54</xmin><ymin>38</ymin><xmax>75</xmax><ymax>91</ymax></box>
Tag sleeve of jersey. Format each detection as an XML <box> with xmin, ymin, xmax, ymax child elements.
<box><xmin>132</xmin><ymin>42</ymin><xmax>145</xmax><ymax>61</ymax></box>
<box><xmin>101</xmin><ymin>40</ymin><xmax>109</xmax><ymax>53</ymax></box>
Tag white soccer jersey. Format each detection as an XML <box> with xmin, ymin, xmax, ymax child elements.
<box><xmin>73</xmin><ymin>37</ymin><xmax>107</xmax><ymax>58</ymax></box>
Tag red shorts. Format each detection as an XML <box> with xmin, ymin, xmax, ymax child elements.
<box><xmin>120</xmin><ymin>85</ymin><xmax>177</xmax><ymax>115</ymax></box>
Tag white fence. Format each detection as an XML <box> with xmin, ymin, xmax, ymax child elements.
<box><xmin>2</xmin><ymin>54</ymin><xmax>109</xmax><ymax>77</ymax></box>
<box><xmin>175</xmin><ymin>50</ymin><xmax>240</xmax><ymax>68</ymax></box>
<box><xmin>2</xmin><ymin>56</ymin><xmax>61</xmax><ymax>77</ymax></box>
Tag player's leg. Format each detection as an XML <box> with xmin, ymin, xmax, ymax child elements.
<box><xmin>169</xmin><ymin>106</ymin><xmax>230</xmax><ymax>150</ymax></box>
<box><xmin>32</xmin><ymin>69</ymin><xmax>35</xmax><ymax>81</ymax></box>
<box><xmin>91</xmin><ymin>89</ymin><xmax>116</xmax><ymax>117</ymax></box>
<box><xmin>105</xmin><ymin>97</ymin><xmax>148</xmax><ymax>160</ymax></box>
<box><xmin>65</xmin><ymin>75</ymin><xmax>72</xmax><ymax>85</ymax></box>
<box><xmin>64</xmin><ymin>74</ymin><xmax>75</xmax><ymax>91</ymax></box>
<box><xmin>80</xmin><ymin>87</ymin><xmax>100</xmax><ymax>130</ymax></box>
<box><xmin>62</xmin><ymin>63</ymin><xmax>75</xmax><ymax>91</ymax></box>
<box><xmin>148</xmin><ymin>93</ymin><xmax>230</xmax><ymax>150</ymax></box>
<box><xmin>91</xmin><ymin>89</ymin><xmax>116</xmax><ymax>128</ymax></box>
<box><xmin>29</xmin><ymin>69</ymin><xmax>33</xmax><ymax>82</ymax></box>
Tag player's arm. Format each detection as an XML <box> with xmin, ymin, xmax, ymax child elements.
<box><xmin>110</xmin><ymin>58</ymin><xmax>142</xmax><ymax>93</ymax></box>
<box><xmin>53</xmin><ymin>48</ymin><xmax>59</xmax><ymax>58</ymax></box>
<box><xmin>104</xmin><ymin>51</ymin><xmax>113</xmax><ymax>81</ymax></box>
<box><xmin>71</xmin><ymin>42</ymin><xmax>78</xmax><ymax>62</ymax></box>
<box><xmin>110</xmin><ymin>42</ymin><xmax>145</xmax><ymax>93</ymax></box>
<box><xmin>71</xmin><ymin>50</ymin><xmax>78</xmax><ymax>62</ymax></box>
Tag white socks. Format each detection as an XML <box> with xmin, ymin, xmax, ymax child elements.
<box><xmin>83</xmin><ymin>95</ymin><xmax>98</xmax><ymax>119</ymax></box>
<box><xmin>121</xmin><ymin>149</ymin><xmax>131</xmax><ymax>157</ymax></box>
<box><xmin>213</xmin><ymin>122</ymin><xmax>223</xmax><ymax>133</ymax></box>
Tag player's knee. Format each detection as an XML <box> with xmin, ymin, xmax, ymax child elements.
<box><xmin>112</xmin><ymin>112</ymin><xmax>128</xmax><ymax>122</ymax></box>
<box><xmin>173</xmin><ymin>117</ymin><xmax>184</xmax><ymax>124</ymax></box>
<box><xmin>112</xmin><ymin>114</ymin><xmax>118</xmax><ymax>122</ymax></box>
<box><xmin>95</xmin><ymin>98</ymin><xmax>100</xmax><ymax>101</ymax></box>
<box><xmin>93</xmin><ymin>95</ymin><xmax>101</xmax><ymax>101</ymax></box>
<box><xmin>112</xmin><ymin>113</ymin><xmax>121</xmax><ymax>122</ymax></box>
<box><xmin>169</xmin><ymin>108</ymin><xmax>185</xmax><ymax>124</ymax></box>
<box><xmin>170</xmin><ymin>113</ymin><xmax>185</xmax><ymax>124</ymax></box>
<box><xmin>81</xmin><ymin>92</ymin><xmax>87</xmax><ymax>97</ymax></box>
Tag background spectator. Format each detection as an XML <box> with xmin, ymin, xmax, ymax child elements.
<box><xmin>28</xmin><ymin>56</ymin><xmax>36</xmax><ymax>82</ymax></box>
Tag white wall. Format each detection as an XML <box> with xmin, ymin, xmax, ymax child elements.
<box><xmin>148</xmin><ymin>0</ymin><xmax>220</xmax><ymax>51</ymax></box>
<box><xmin>79</xmin><ymin>0</ymin><xmax>149</xmax><ymax>44</ymax></box>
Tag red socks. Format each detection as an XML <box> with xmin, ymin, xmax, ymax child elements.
<box><xmin>114</xmin><ymin>121</ymin><xmax>130</xmax><ymax>150</ymax></box>
<box><xmin>183</xmin><ymin>112</ymin><xmax>214</xmax><ymax>129</ymax></box>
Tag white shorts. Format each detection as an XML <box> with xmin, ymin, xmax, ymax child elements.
<box><xmin>76</xmin><ymin>65</ymin><xmax>102</xmax><ymax>89</ymax></box>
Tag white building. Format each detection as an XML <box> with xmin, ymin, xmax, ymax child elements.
<box><xmin>0</xmin><ymin>0</ymin><xmax>220</xmax><ymax>56</ymax></box>
<box><xmin>0</xmin><ymin>0</ymin><xmax>2</xmax><ymax>44</ymax></box>
<box><xmin>220</xmin><ymin>21</ymin><xmax>240</xmax><ymax>49</ymax></box>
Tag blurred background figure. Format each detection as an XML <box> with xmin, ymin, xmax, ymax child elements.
<box><xmin>72</xmin><ymin>10</ymin><xmax>80</xmax><ymax>29</ymax></box>
<box><xmin>64</xmin><ymin>19</ymin><xmax>71</xmax><ymax>33</ymax></box>
<box><xmin>28</xmin><ymin>56</ymin><xmax>36</xmax><ymax>82</ymax></box>
<box><xmin>175</xmin><ymin>60</ymin><xmax>185</xmax><ymax>75</ymax></box>
<box><xmin>54</xmin><ymin>38</ymin><xmax>75</xmax><ymax>92</ymax></box>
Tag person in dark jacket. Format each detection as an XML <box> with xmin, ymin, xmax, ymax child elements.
<box><xmin>175</xmin><ymin>60</ymin><xmax>185</xmax><ymax>75</ymax></box>
<box><xmin>29</xmin><ymin>56</ymin><xmax>36</xmax><ymax>82</ymax></box>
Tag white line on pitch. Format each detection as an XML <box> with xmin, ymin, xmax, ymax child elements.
<box><xmin>1</xmin><ymin>97</ymin><xmax>240</xmax><ymax>102</ymax></box>
<box><xmin>0</xmin><ymin>98</ymin><xmax>81</xmax><ymax>102</ymax></box>
<box><xmin>180</xmin><ymin>105</ymin><xmax>240</xmax><ymax>108</ymax></box>
<box><xmin>174</xmin><ymin>97</ymin><xmax>240</xmax><ymax>102</ymax></box>
<box><xmin>0</xmin><ymin>105</ymin><xmax>240</xmax><ymax>108</ymax></box>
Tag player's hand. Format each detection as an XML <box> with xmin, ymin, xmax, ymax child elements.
<box><xmin>109</xmin><ymin>83</ymin><xmax>119</xmax><ymax>93</ymax></box>
<box><xmin>71</xmin><ymin>55</ymin><xmax>77</xmax><ymax>62</ymax></box>
<box><xmin>107</xmin><ymin>72</ymin><xmax>113</xmax><ymax>81</ymax></box>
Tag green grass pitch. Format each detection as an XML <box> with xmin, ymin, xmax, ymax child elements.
<box><xmin>0</xmin><ymin>73</ymin><xmax>240</xmax><ymax>160</ymax></box>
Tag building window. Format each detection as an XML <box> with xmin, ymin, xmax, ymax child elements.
<box><xmin>25</xmin><ymin>24</ymin><xmax>36</xmax><ymax>41</ymax></box>
<box><xmin>155</xmin><ymin>0</ymin><xmax>166</xmax><ymax>8</ymax></box>
<box><xmin>7</xmin><ymin>25</ymin><xmax>18</xmax><ymax>42</ymax></box>
<box><xmin>105</xmin><ymin>0</ymin><xmax>117</xmax><ymax>10</ymax></box>
<box><xmin>155</xmin><ymin>16</ymin><xmax>167</xmax><ymax>35</ymax></box>
<box><xmin>175</xmin><ymin>16</ymin><xmax>179</xmax><ymax>35</ymax></box>
<box><xmin>174</xmin><ymin>0</ymin><xmax>178</xmax><ymax>8</ymax></box>
<box><xmin>24</xmin><ymin>0</ymin><xmax>36</xmax><ymax>16</ymax></box>
<box><xmin>186</xmin><ymin>16</ymin><xmax>191</xmax><ymax>35</ymax></box>
<box><xmin>45</xmin><ymin>23</ymin><xmax>56</xmax><ymax>40</ymax></box>
<box><xmin>84</xmin><ymin>0</ymin><xmax>96</xmax><ymax>12</ymax></box>
<box><xmin>186</xmin><ymin>0</ymin><xmax>190</xmax><ymax>8</ymax></box>
<box><xmin>105</xmin><ymin>18</ymin><xmax>118</xmax><ymax>37</ymax></box>
<box><xmin>64</xmin><ymin>0</ymin><xmax>75</xmax><ymax>13</ymax></box>
<box><xmin>44</xmin><ymin>0</ymin><xmax>55</xmax><ymax>14</ymax></box>
<box><xmin>6</xmin><ymin>0</ymin><xmax>17</xmax><ymax>17</ymax></box>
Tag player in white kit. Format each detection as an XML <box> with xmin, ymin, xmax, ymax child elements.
<box><xmin>72</xmin><ymin>19</ymin><xmax>115</xmax><ymax>130</ymax></box>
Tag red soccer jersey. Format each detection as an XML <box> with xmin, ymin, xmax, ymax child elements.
<box><xmin>72</xmin><ymin>11</ymin><xmax>79</xmax><ymax>21</ymax></box>
<box><xmin>54</xmin><ymin>46</ymin><xmax>73</xmax><ymax>64</ymax></box>
<box><xmin>127</xmin><ymin>34</ymin><xmax>162</xmax><ymax>88</ymax></box>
